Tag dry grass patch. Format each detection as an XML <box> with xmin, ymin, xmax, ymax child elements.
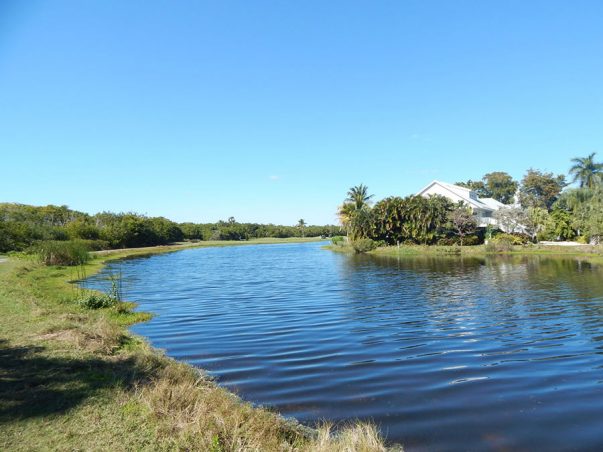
<box><xmin>139</xmin><ymin>361</ymin><xmax>308</xmax><ymax>451</ymax></box>
<box><xmin>312</xmin><ymin>422</ymin><xmax>393</xmax><ymax>452</ymax></box>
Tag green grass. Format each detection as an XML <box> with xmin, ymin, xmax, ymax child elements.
<box><xmin>0</xmin><ymin>241</ymin><xmax>395</xmax><ymax>451</ymax></box>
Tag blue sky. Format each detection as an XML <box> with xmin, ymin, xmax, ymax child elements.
<box><xmin>1</xmin><ymin>1</ymin><xmax>602</xmax><ymax>224</ymax></box>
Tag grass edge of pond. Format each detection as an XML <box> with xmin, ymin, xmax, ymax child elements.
<box><xmin>325</xmin><ymin>243</ymin><xmax>603</xmax><ymax>264</ymax></box>
<box><xmin>0</xmin><ymin>239</ymin><xmax>397</xmax><ymax>451</ymax></box>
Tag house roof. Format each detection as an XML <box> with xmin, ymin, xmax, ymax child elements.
<box><xmin>416</xmin><ymin>180</ymin><xmax>503</xmax><ymax>211</ymax></box>
<box><xmin>479</xmin><ymin>197</ymin><xmax>506</xmax><ymax>210</ymax></box>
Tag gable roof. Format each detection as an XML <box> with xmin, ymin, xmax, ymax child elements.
<box><xmin>479</xmin><ymin>197</ymin><xmax>506</xmax><ymax>210</ymax></box>
<box><xmin>416</xmin><ymin>180</ymin><xmax>502</xmax><ymax>211</ymax></box>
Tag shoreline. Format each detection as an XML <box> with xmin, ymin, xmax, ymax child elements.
<box><xmin>326</xmin><ymin>243</ymin><xmax>603</xmax><ymax>265</ymax></box>
<box><xmin>93</xmin><ymin>236</ymin><xmax>327</xmax><ymax>256</ymax></box>
<box><xmin>0</xmin><ymin>238</ymin><xmax>393</xmax><ymax>451</ymax></box>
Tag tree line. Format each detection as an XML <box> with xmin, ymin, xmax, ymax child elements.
<box><xmin>0</xmin><ymin>204</ymin><xmax>342</xmax><ymax>253</ymax></box>
<box><xmin>338</xmin><ymin>153</ymin><xmax>603</xmax><ymax>248</ymax></box>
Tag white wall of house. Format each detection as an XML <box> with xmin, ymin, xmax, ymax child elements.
<box><xmin>418</xmin><ymin>181</ymin><xmax>502</xmax><ymax>229</ymax></box>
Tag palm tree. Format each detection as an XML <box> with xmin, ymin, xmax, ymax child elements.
<box><xmin>345</xmin><ymin>184</ymin><xmax>374</xmax><ymax>210</ymax></box>
<box><xmin>297</xmin><ymin>219</ymin><xmax>306</xmax><ymax>237</ymax></box>
<box><xmin>569</xmin><ymin>153</ymin><xmax>603</xmax><ymax>189</ymax></box>
<box><xmin>338</xmin><ymin>185</ymin><xmax>374</xmax><ymax>240</ymax></box>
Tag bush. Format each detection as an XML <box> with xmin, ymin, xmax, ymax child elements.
<box><xmin>331</xmin><ymin>236</ymin><xmax>345</xmax><ymax>246</ymax></box>
<box><xmin>437</xmin><ymin>235</ymin><xmax>481</xmax><ymax>246</ymax></box>
<box><xmin>65</xmin><ymin>219</ymin><xmax>101</xmax><ymax>240</ymax></box>
<box><xmin>32</xmin><ymin>240</ymin><xmax>91</xmax><ymax>266</ymax></box>
<box><xmin>77</xmin><ymin>293</ymin><xmax>116</xmax><ymax>309</ymax></box>
<box><xmin>351</xmin><ymin>238</ymin><xmax>377</xmax><ymax>253</ymax></box>
<box><xmin>78</xmin><ymin>239</ymin><xmax>110</xmax><ymax>251</ymax></box>
<box><xmin>486</xmin><ymin>233</ymin><xmax>530</xmax><ymax>252</ymax></box>
<box><xmin>491</xmin><ymin>233</ymin><xmax>528</xmax><ymax>245</ymax></box>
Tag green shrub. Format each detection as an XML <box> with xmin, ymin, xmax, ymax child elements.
<box><xmin>331</xmin><ymin>236</ymin><xmax>345</xmax><ymax>246</ymax></box>
<box><xmin>79</xmin><ymin>239</ymin><xmax>110</xmax><ymax>251</ymax></box>
<box><xmin>486</xmin><ymin>233</ymin><xmax>530</xmax><ymax>252</ymax></box>
<box><xmin>351</xmin><ymin>238</ymin><xmax>377</xmax><ymax>253</ymax></box>
<box><xmin>32</xmin><ymin>240</ymin><xmax>91</xmax><ymax>266</ymax></box>
<box><xmin>437</xmin><ymin>235</ymin><xmax>481</xmax><ymax>246</ymax></box>
<box><xmin>77</xmin><ymin>293</ymin><xmax>116</xmax><ymax>309</ymax></box>
<box><xmin>491</xmin><ymin>233</ymin><xmax>527</xmax><ymax>245</ymax></box>
<box><xmin>77</xmin><ymin>271</ymin><xmax>123</xmax><ymax>310</ymax></box>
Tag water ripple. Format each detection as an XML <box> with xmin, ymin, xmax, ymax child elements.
<box><xmin>82</xmin><ymin>242</ymin><xmax>603</xmax><ymax>451</ymax></box>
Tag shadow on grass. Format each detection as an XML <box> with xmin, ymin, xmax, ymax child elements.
<box><xmin>0</xmin><ymin>338</ymin><xmax>157</xmax><ymax>421</ymax></box>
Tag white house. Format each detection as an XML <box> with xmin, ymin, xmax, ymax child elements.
<box><xmin>416</xmin><ymin>180</ymin><xmax>506</xmax><ymax>228</ymax></box>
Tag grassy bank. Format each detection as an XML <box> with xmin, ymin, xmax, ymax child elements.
<box><xmin>0</xmin><ymin>239</ymin><xmax>394</xmax><ymax>451</ymax></box>
<box><xmin>326</xmin><ymin>242</ymin><xmax>603</xmax><ymax>264</ymax></box>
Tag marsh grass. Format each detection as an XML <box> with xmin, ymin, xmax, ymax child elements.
<box><xmin>32</xmin><ymin>240</ymin><xmax>91</xmax><ymax>266</ymax></box>
<box><xmin>0</xmin><ymin>245</ymin><xmax>395</xmax><ymax>451</ymax></box>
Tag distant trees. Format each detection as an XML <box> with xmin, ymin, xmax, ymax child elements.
<box><xmin>483</xmin><ymin>172</ymin><xmax>518</xmax><ymax>204</ymax></box>
<box><xmin>518</xmin><ymin>169</ymin><xmax>566</xmax><ymax>210</ymax></box>
<box><xmin>0</xmin><ymin>203</ymin><xmax>343</xmax><ymax>253</ymax></box>
<box><xmin>95</xmin><ymin>213</ymin><xmax>183</xmax><ymax>248</ymax></box>
<box><xmin>457</xmin><ymin>172</ymin><xmax>518</xmax><ymax>204</ymax></box>
<box><xmin>65</xmin><ymin>218</ymin><xmax>100</xmax><ymax>240</ymax></box>
<box><xmin>455</xmin><ymin>180</ymin><xmax>491</xmax><ymax>198</ymax></box>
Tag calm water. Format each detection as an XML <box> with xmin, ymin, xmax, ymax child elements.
<box><xmin>83</xmin><ymin>242</ymin><xmax>603</xmax><ymax>451</ymax></box>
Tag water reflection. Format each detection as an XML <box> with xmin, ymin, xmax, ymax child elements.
<box><xmin>83</xmin><ymin>243</ymin><xmax>603</xmax><ymax>451</ymax></box>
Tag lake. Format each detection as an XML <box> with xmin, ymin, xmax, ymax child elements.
<box><xmin>82</xmin><ymin>242</ymin><xmax>603</xmax><ymax>451</ymax></box>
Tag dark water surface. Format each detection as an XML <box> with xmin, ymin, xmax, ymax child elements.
<box><xmin>83</xmin><ymin>242</ymin><xmax>603</xmax><ymax>451</ymax></box>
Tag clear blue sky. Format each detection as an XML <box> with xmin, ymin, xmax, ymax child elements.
<box><xmin>1</xmin><ymin>1</ymin><xmax>602</xmax><ymax>225</ymax></box>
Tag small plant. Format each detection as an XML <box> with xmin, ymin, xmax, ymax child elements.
<box><xmin>77</xmin><ymin>270</ymin><xmax>124</xmax><ymax>310</ymax></box>
<box><xmin>210</xmin><ymin>435</ymin><xmax>223</xmax><ymax>452</ymax></box>
<box><xmin>77</xmin><ymin>292</ymin><xmax>116</xmax><ymax>309</ymax></box>
<box><xmin>107</xmin><ymin>271</ymin><xmax>123</xmax><ymax>302</ymax></box>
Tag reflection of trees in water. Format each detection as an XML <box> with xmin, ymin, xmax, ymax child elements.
<box><xmin>335</xmin><ymin>253</ymin><xmax>603</xmax><ymax>344</ymax></box>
